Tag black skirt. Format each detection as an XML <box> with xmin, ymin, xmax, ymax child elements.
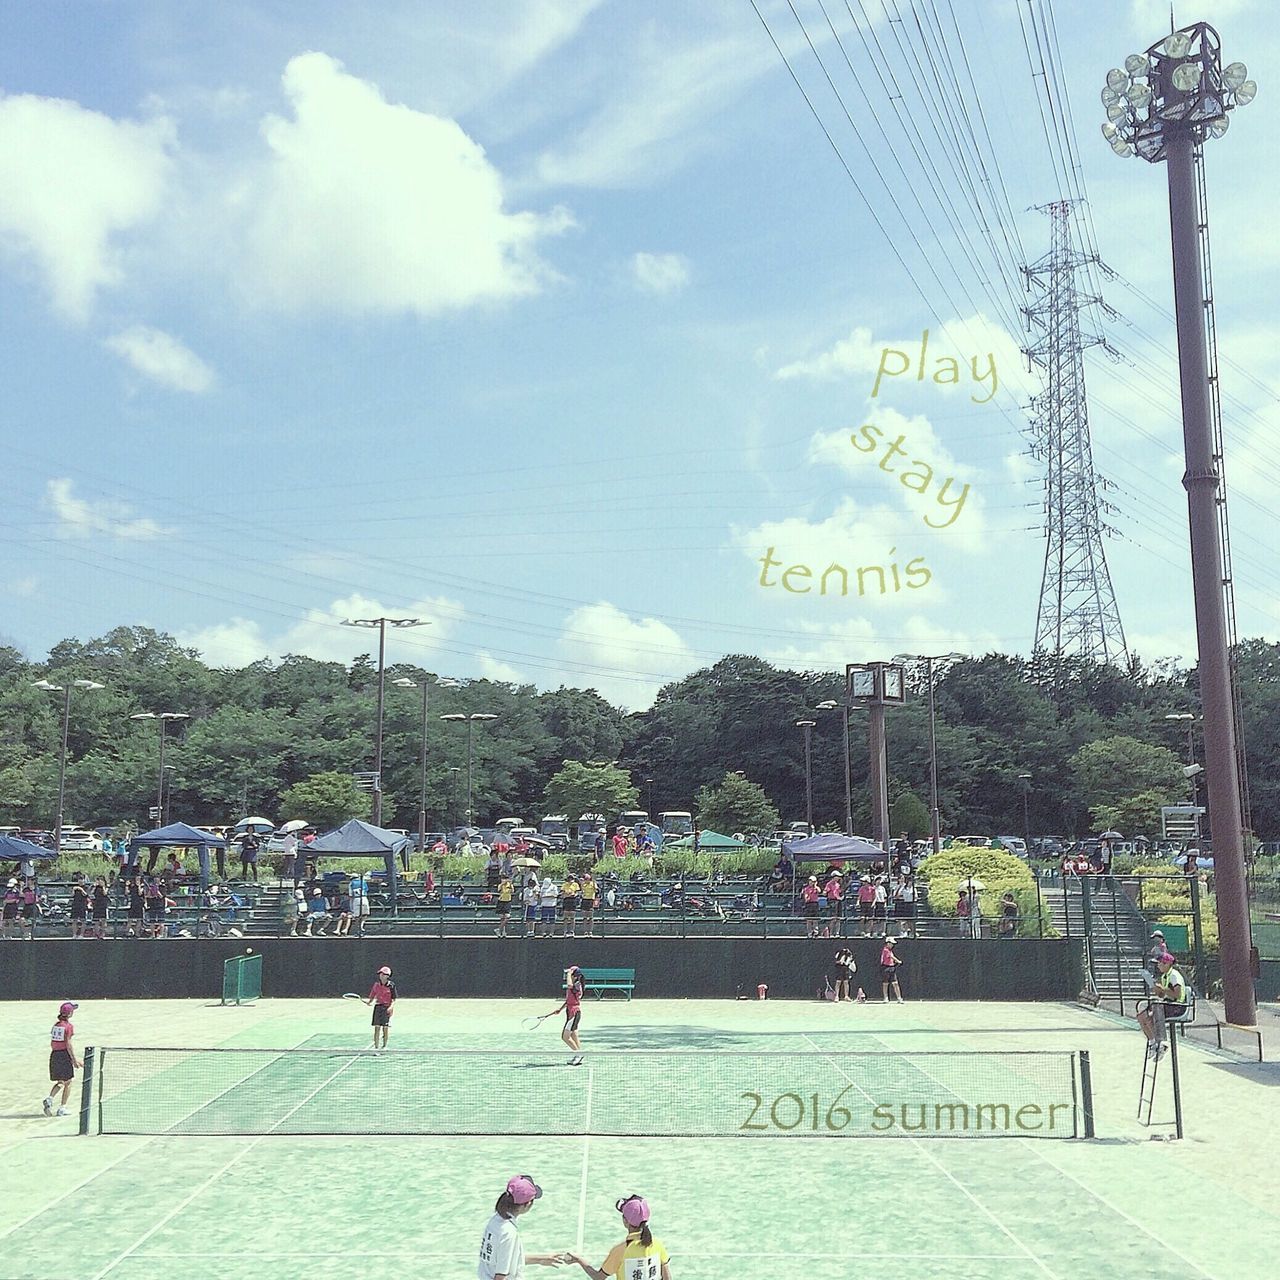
<box><xmin>49</xmin><ymin>1049</ymin><xmax>75</xmax><ymax>1082</ymax></box>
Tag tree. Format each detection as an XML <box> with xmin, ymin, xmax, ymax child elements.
<box><xmin>1069</xmin><ymin>736</ymin><xmax>1184</xmax><ymax>815</ymax></box>
<box><xmin>1090</xmin><ymin>789</ymin><xmax>1170</xmax><ymax>839</ymax></box>
<box><xmin>280</xmin><ymin>772</ymin><xmax>371</xmax><ymax>830</ymax></box>
<box><xmin>694</xmin><ymin>772</ymin><xmax>779</xmax><ymax>835</ymax></box>
<box><xmin>542</xmin><ymin>761</ymin><xmax>638</xmax><ymax>824</ymax></box>
<box><xmin>889</xmin><ymin>790</ymin><xmax>930</xmax><ymax>840</ymax></box>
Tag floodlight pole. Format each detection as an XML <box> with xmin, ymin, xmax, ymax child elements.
<box><xmin>795</xmin><ymin>720</ymin><xmax>816</xmax><ymax>836</ymax></box>
<box><xmin>1104</xmin><ymin>22</ymin><xmax>1257</xmax><ymax>1023</ymax></box>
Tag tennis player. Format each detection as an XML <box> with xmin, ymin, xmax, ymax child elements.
<box><xmin>477</xmin><ymin>1174</ymin><xmax>567</xmax><ymax>1279</ymax></box>
<box><xmin>880</xmin><ymin>937</ymin><xmax>904</xmax><ymax>1003</ymax></box>
<box><xmin>42</xmin><ymin>1001</ymin><xmax>82</xmax><ymax>1117</ymax></box>
<box><xmin>366</xmin><ymin>964</ymin><xmax>396</xmax><ymax>1049</ymax></box>
<box><xmin>555</xmin><ymin>965</ymin><xmax>585</xmax><ymax>1066</ymax></box>
<box><xmin>568</xmin><ymin>1194</ymin><xmax>672</xmax><ymax>1280</ymax></box>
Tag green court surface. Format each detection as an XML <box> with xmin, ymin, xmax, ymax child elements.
<box><xmin>1</xmin><ymin>997</ymin><xmax>1277</xmax><ymax>1280</ymax></box>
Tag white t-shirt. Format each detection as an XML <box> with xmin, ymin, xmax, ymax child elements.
<box><xmin>539</xmin><ymin>881</ymin><xmax>558</xmax><ymax>908</ymax></box>
<box><xmin>523</xmin><ymin>886</ymin><xmax>538</xmax><ymax>909</ymax></box>
<box><xmin>478</xmin><ymin>1212</ymin><xmax>523</xmax><ymax>1279</ymax></box>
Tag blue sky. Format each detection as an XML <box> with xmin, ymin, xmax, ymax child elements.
<box><xmin>1</xmin><ymin>0</ymin><xmax>1276</xmax><ymax>708</ymax></box>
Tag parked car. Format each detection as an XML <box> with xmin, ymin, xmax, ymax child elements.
<box><xmin>58</xmin><ymin>828</ymin><xmax>103</xmax><ymax>853</ymax></box>
<box><xmin>994</xmin><ymin>835</ymin><xmax>1028</xmax><ymax>859</ymax></box>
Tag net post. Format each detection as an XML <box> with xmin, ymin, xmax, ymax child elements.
<box><xmin>1078</xmin><ymin>1049</ymin><xmax>1095</xmax><ymax>1139</ymax></box>
<box><xmin>1167</xmin><ymin>1026</ymin><xmax>1184</xmax><ymax>1140</ymax></box>
<box><xmin>78</xmin><ymin>1046</ymin><xmax>96</xmax><ymax>1135</ymax></box>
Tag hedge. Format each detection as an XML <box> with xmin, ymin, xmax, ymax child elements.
<box><xmin>917</xmin><ymin>847</ymin><xmax>1056</xmax><ymax>939</ymax></box>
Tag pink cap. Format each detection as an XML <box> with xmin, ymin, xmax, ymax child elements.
<box><xmin>507</xmin><ymin>1175</ymin><xmax>542</xmax><ymax>1205</ymax></box>
<box><xmin>59</xmin><ymin>1001</ymin><xmax>78</xmax><ymax>1016</ymax></box>
<box><xmin>618</xmin><ymin>1196</ymin><xmax>650</xmax><ymax>1228</ymax></box>
<box><xmin>1158</xmin><ymin>952</ymin><xmax>1175</xmax><ymax>966</ymax></box>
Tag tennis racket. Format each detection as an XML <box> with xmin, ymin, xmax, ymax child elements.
<box><xmin>522</xmin><ymin>1011</ymin><xmax>557</xmax><ymax>1030</ymax></box>
<box><xmin>342</xmin><ymin>992</ymin><xmax>363</xmax><ymax>1000</ymax></box>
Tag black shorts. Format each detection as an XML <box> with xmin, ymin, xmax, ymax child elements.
<box><xmin>804</xmin><ymin>902</ymin><xmax>818</xmax><ymax>917</ymax></box>
<box><xmin>21</xmin><ymin>906</ymin><xmax>34</xmax><ymax>920</ymax></box>
<box><xmin>880</xmin><ymin>965</ymin><xmax>898</xmax><ymax>983</ymax></box>
<box><xmin>828</xmin><ymin>901</ymin><xmax>842</xmax><ymax>915</ymax></box>
<box><xmin>3</xmin><ymin>907</ymin><xmax>17</xmax><ymax>921</ymax></box>
<box><xmin>835</xmin><ymin>966</ymin><xmax>853</xmax><ymax>981</ymax></box>
<box><xmin>564</xmin><ymin>1010</ymin><xmax>581</xmax><ymax>1032</ymax></box>
<box><xmin>49</xmin><ymin>1049</ymin><xmax>74</xmax><ymax>1082</ymax></box>
<box><xmin>496</xmin><ymin>901</ymin><xmax>511</xmax><ymax>915</ymax></box>
<box><xmin>562</xmin><ymin>901</ymin><xmax>578</xmax><ymax>916</ymax></box>
<box><xmin>859</xmin><ymin>901</ymin><xmax>873</xmax><ymax>918</ymax></box>
<box><xmin>896</xmin><ymin>901</ymin><xmax>916</xmax><ymax>917</ymax></box>
<box><xmin>371</xmin><ymin>1004</ymin><xmax>392</xmax><ymax>1027</ymax></box>
<box><xmin>92</xmin><ymin>910</ymin><xmax>107</xmax><ymax>922</ymax></box>
<box><xmin>70</xmin><ymin>909</ymin><xmax>87</xmax><ymax>922</ymax></box>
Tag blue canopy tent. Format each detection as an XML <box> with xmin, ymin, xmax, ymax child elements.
<box><xmin>0</xmin><ymin>834</ymin><xmax>57</xmax><ymax>862</ymax></box>
<box><xmin>781</xmin><ymin>833</ymin><xmax>886</xmax><ymax>864</ymax></box>
<box><xmin>307</xmin><ymin>819</ymin><xmax>406</xmax><ymax>913</ymax></box>
<box><xmin>129</xmin><ymin>822</ymin><xmax>226</xmax><ymax>889</ymax></box>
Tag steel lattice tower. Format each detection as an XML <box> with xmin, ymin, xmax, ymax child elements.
<box><xmin>1022</xmin><ymin>201</ymin><xmax>1128</xmax><ymax>665</ymax></box>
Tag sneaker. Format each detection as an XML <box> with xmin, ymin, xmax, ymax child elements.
<box><xmin>56</xmin><ymin>1107</ymin><xmax>69</xmax><ymax>1117</ymax></box>
<box><xmin>42</xmin><ymin>1097</ymin><xmax>52</xmax><ymax>1117</ymax></box>
<box><xmin>1155</xmin><ymin>1043</ymin><xmax>1168</xmax><ymax>1060</ymax></box>
<box><xmin>1146</xmin><ymin>1040</ymin><xmax>1160</xmax><ymax>1057</ymax></box>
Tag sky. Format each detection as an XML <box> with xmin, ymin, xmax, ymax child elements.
<box><xmin>1</xmin><ymin>0</ymin><xmax>1276</xmax><ymax>710</ymax></box>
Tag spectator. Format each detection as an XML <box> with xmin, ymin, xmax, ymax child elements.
<box><xmin>873</xmin><ymin>877</ymin><xmax>889</xmax><ymax>936</ymax></box>
<box><xmin>333</xmin><ymin>888</ymin><xmax>352</xmax><ymax>936</ymax></box>
<box><xmin>966</xmin><ymin>887</ymin><xmax>983</xmax><ymax>939</ymax></box>
<box><xmin>458</xmin><ymin>835</ymin><xmax>473</xmax><ymax>857</ymax></box>
<box><xmin>524</xmin><ymin>874</ymin><xmax>540</xmax><ymax>938</ymax></box>
<box><xmin>2</xmin><ymin>878</ymin><xmax>18</xmax><ymax>939</ymax></box>
<box><xmin>594</xmin><ymin>831</ymin><xmax>605</xmax><ymax>860</ymax></box>
<box><xmin>281</xmin><ymin>888</ymin><xmax>299</xmax><ymax>936</ymax></box>
<box><xmin>308</xmin><ymin>888</ymin><xmax>332</xmax><ymax>936</ymax></box>
<box><xmin>280</xmin><ymin>831</ymin><xmax>298</xmax><ymax>884</ymax></box>
<box><xmin>894</xmin><ymin>875</ymin><xmax>918</xmax><ymax>939</ymax></box>
<box><xmin>431</xmin><ymin>837</ymin><xmax>448</xmax><ymax>856</ymax></box>
<box><xmin>144</xmin><ymin>876</ymin><xmax>165</xmax><ymax>938</ymax></box>
<box><xmin>956</xmin><ymin>887</ymin><xmax>971</xmax><ymax>937</ymax></box>
<box><xmin>494</xmin><ymin>874</ymin><xmax>514</xmax><ymax>938</ymax></box>
<box><xmin>612</xmin><ymin>831</ymin><xmax>627</xmax><ymax>860</ymax></box>
<box><xmin>800</xmin><ymin>875</ymin><xmax>821</xmax><ymax>938</ymax></box>
<box><xmin>486</xmin><ymin>852</ymin><xmax>502</xmax><ymax>890</ymax></box>
<box><xmin>1145</xmin><ymin>930</ymin><xmax>1168</xmax><ymax>976</ymax></box>
<box><xmin>823</xmin><ymin>871</ymin><xmax>844</xmax><ymax>935</ymax></box>
<box><xmin>291</xmin><ymin>887</ymin><xmax>309</xmax><ymax>936</ymax></box>
<box><xmin>999</xmin><ymin>891</ymin><xmax>1019</xmax><ymax>938</ymax></box>
<box><xmin>500</xmin><ymin>850</ymin><xmax>514</xmax><ymax>881</ymax></box>
<box><xmin>423</xmin><ymin>865</ymin><xmax>436</xmax><ymax>897</ymax></box>
<box><xmin>125</xmin><ymin>876</ymin><xmax>145</xmax><ymax>938</ymax></box>
<box><xmin>539</xmin><ymin>876</ymin><xmax>560</xmax><ymax>936</ymax></box>
<box><xmin>240</xmin><ymin>832</ymin><xmax>260</xmax><ymax>882</ymax></box>
<box><xmin>561</xmin><ymin>873</ymin><xmax>581</xmax><ymax>938</ymax></box>
<box><xmin>857</xmin><ymin>875</ymin><xmax>876</xmax><ymax>936</ymax></box>
<box><xmin>580</xmin><ymin>871</ymin><xmax>598</xmax><ymax>938</ymax></box>
<box><xmin>91</xmin><ymin>877</ymin><xmax>109</xmax><ymax>939</ymax></box>
<box><xmin>164</xmin><ymin>852</ymin><xmax>183</xmax><ymax>881</ymax></box>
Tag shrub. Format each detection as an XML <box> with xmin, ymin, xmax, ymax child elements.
<box><xmin>917</xmin><ymin>847</ymin><xmax>1048</xmax><ymax>937</ymax></box>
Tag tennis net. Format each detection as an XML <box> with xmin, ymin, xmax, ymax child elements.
<box><xmin>83</xmin><ymin>1045</ymin><xmax>1093</xmax><ymax>1139</ymax></box>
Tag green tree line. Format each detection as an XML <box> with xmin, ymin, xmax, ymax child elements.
<box><xmin>0</xmin><ymin>627</ymin><xmax>1276</xmax><ymax>840</ymax></box>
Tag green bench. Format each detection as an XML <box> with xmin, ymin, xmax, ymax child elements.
<box><xmin>580</xmin><ymin>967</ymin><xmax>636</xmax><ymax>1000</ymax></box>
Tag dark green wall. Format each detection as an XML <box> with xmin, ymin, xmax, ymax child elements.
<box><xmin>0</xmin><ymin>938</ymin><xmax>1083</xmax><ymax>1002</ymax></box>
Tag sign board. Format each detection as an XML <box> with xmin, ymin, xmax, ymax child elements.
<box><xmin>1161</xmin><ymin>804</ymin><xmax>1204</xmax><ymax>840</ymax></box>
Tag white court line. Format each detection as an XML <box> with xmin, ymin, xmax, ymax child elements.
<box><xmin>576</xmin><ymin>1064</ymin><xmax>594</xmax><ymax>1252</ymax></box>
<box><xmin>135</xmin><ymin>1252</ymin><xmax>1020</xmax><ymax>1261</ymax></box>
<box><xmin>90</xmin><ymin>1052</ymin><xmax>366</xmax><ymax>1280</ymax></box>
<box><xmin>801</xmin><ymin>1034</ymin><xmax>1061</xmax><ymax>1280</ymax></box>
<box><xmin>860</xmin><ymin>1031</ymin><xmax>1220</xmax><ymax>1280</ymax></box>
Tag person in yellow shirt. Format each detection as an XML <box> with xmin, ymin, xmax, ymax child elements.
<box><xmin>494</xmin><ymin>874</ymin><xmax>514</xmax><ymax>938</ymax></box>
<box><xmin>568</xmin><ymin>1195</ymin><xmax>672</xmax><ymax>1280</ymax></box>
<box><xmin>560</xmin><ymin>874</ymin><xmax>582</xmax><ymax>939</ymax></box>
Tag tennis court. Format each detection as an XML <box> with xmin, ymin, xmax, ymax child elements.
<box><xmin>1</xmin><ymin>996</ymin><xmax>1276</xmax><ymax>1279</ymax></box>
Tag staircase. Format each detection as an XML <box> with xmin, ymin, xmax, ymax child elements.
<box><xmin>1041</xmin><ymin>877</ymin><xmax>1152</xmax><ymax>1004</ymax></box>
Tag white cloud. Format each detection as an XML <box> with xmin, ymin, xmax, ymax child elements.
<box><xmin>241</xmin><ymin>52</ymin><xmax>571</xmax><ymax>316</ymax></box>
<box><xmin>775</xmin><ymin>326</ymin><xmax>883</xmax><ymax>382</ymax></box>
<box><xmin>176</xmin><ymin>592</ymin><xmax>465</xmax><ymax>669</ymax></box>
<box><xmin>6</xmin><ymin>576</ymin><xmax>38</xmax><ymax>598</ymax></box>
<box><xmin>45</xmin><ymin>478</ymin><xmax>165</xmax><ymax>541</ymax></box>
<box><xmin>0</xmin><ymin>92</ymin><xmax>173</xmax><ymax>319</ymax></box>
<box><xmin>103</xmin><ymin>325</ymin><xmax>215</xmax><ymax>393</ymax></box>
<box><xmin>557</xmin><ymin>602</ymin><xmax>696</xmax><ymax>710</ymax></box>
<box><xmin>630</xmin><ymin>251</ymin><xmax>690</xmax><ymax>295</ymax></box>
<box><xmin>476</xmin><ymin>651</ymin><xmax>525</xmax><ymax>683</ymax></box>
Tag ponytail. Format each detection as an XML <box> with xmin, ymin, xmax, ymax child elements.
<box><xmin>638</xmin><ymin>1223</ymin><xmax>653</xmax><ymax>1248</ymax></box>
<box><xmin>494</xmin><ymin>1192</ymin><xmax>517</xmax><ymax>1217</ymax></box>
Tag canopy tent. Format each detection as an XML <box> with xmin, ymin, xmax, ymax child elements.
<box><xmin>0</xmin><ymin>834</ymin><xmax>57</xmax><ymax>862</ymax></box>
<box><xmin>664</xmin><ymin>829</ymin><xmax>745</xmax><ymax>851</ymax></box>
<box><xmin>782</xmin><ymin>833</ymin><xmax>886</xmax><ymax>863</ymax></box>
<box><xmin>129</xmin><ymin>822</ymin><xmax>227</xmax><ymax>889</ymax></box>
<box><xmin>307</xmin><ymin>819</ymin><xmax>407</xmax><ymax>910</ymax></box>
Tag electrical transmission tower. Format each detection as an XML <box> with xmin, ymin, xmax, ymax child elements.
<box><xmin>1022</xmin><ymin>200</ymin><xmax>1128</xmax><ymax>666</ymax></box>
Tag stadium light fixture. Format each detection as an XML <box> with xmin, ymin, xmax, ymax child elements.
<box><xmin>34</xmin><ymin>677</ymin><xmax>105</xmax><ymax>854</ymax></box>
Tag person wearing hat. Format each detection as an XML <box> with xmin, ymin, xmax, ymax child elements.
<box><xmin>823</xmin><ymin>870</ymin><xmax>844</xmax><ymax>935</ymax></box>
<box><xmin>478</xmin><ymin>1174</ymin><xmax>566</xmax><ymax>1278</ymax></box>
<box><xmin>366</xmin><ymin>965</ymin><xmax>397</xmax><ymax>1050</ymax></box>
<box><xmin>800</xmin><ymin>875</ymin><xmax>821</xmax><ymax>938</ymax></box>
<box><xmin>552</xmin><ymin>965</ymin><xmax>586</xmax><ymax>1066</ymax></box>
<box><xmin>2</xmin><ymin>878</ymin><xmax>19</xmax><ymax>940</ymax></box>
<box><xmin>43</xmin><ymin>1001</ymin><xmax>82</xmax><ymax>1117</ymax></box>
<box><xmin>1137</xmin><ymin>952</ymin><xmax>1186</xmax><ymax>1058</ymax></box>
<box><xmin>880</xmin><ymin>937</ymin><xmax>905</xmax><ymax>1003</ymax></box>
<box><xmin>569</xmin><ymin>1194</ymin><xmax>672</xmax><ymax>1280</ymax></box>
<box><xmin>1145</xmin><ymin>930</ymin><xmax>1168</xmax><ymax>977</ymax></box>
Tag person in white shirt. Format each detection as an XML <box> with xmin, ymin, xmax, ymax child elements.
<box><xmin>523</xmin><ymin>877</ymin><xmax>541</xmax><ymax>938</ymax></box>
<box><xmin>477</xmin><ymin>1174</ymin><xmax>566</xmax><ymax>1279</ymax></box>
<box><xmin>539</xmin><ymin>876</ymin><xmax>560</xmax><ymax>938</ymax></box>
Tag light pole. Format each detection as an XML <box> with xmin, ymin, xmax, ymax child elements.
<box><xmin>894</xmin><ymin>652</ymin><xmax>964</xmax><ymax>855</ymax></box>
<box><xmin>815</xmin><ymin>700</ymin><xmax>853</xmax><ymax>836</ymax></box>
<box><xmin>1166</xmin><ymin>713</ymin><xmax>1199</xmax><ymax>803</ymax></box>
<box><xmin>795</xmin><ymin>719</ymin><xmax>816</xmax><ymax>835</ymax></box>
<box><xmin>447</xmin><ymin>767</ymin><xmax>462</xmax><ymax>829</ymax></box>
<box><xmin>393</xmin><ymin>675</ymin><xmax>460</xmax><ymax>854</ymax></box>
<box><xmin>645</xmin><ymin>777</ymin><xmax>655</xmax><ymax>819</ymax></box>
<box><xmin>162</xmin><ymin>766</ymin><xmax>176</xmax><ymax>826</ymax></box>
<box><xmin>32</xmin><ymin>678</ymin><xmax>104</xmax><ymax>853</ymax></box>
<box><xmin>1018</xmin><ymin>774</ymin><xmax>1033</xmax><ymax>853</ymax></box>
<box><xmin>440</xmin><ymin>712</ymin><xmax>498</xmax><ymax>828</ymax></box>
<box><xmin>342</xmin><ymin>616</ymin><xmax>429</xmax><ymax>825</ymax></box>
<box><xmin>1103</xmin><ymin>23</ymin><xmax>1257</xmax><ymax>1025</ymax></box>
<box><xmin>129</xmin><ymin>712</ymin><xmax>189</xmax><ymax>826</ymax></box>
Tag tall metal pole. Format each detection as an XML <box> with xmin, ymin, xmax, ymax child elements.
<box><xmin>841</xmin><ymin>707</ymin><xmax>853</xmax><ymax>836</ymax></box>
<box><xmin>926</xmin><ymin>658</ymin><xmax>941</xmax><ymax>855</ymax></box>
<box><xmin>55</xmin><ymin>685</ymin><xmax>71</xmax><ymax>856</ymax></box>
<box><xmin>869</xmin><ymin>703</ymin><xmax>889</xmax><ymax>852</ymax></box>
<box><xmin>156</xmin><ymin>719</ymin><xmax>168</xmax><ymax>823</ymax></box>
<box><xmin>1166</xmin><ymin>129</ymin><xmax>1253</xmax><ymax>1025</ymax></box>
<box><xmin>418</xmin><ymin>682</ymin><xmax>429</xmax><ymax>856</ymax></box>
<box><xmin>466</xmin><ymin>715</ymin><xmax>474</xmax><ymax>828</ymax></box>
<box><xmin>796</xmin><ymin>720</ymin><xmax>815</xmax><ymax>835</ymax></box>
<box><xmin>373</xmin><ymin>619</ymin><xmax>387</xmax><ymax>826</ymax></box>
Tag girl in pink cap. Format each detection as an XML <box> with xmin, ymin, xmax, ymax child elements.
<box><xmin>477</xmin><ymin>1174</ymin><xmax>568</xmax><ymax>1279</ymax></box>
<box><xmin>42</xmin><ymin>1001</ymin><xmax>82</xmax><ymax>1117</ymax></box>
<box><xmin>569</xmin><ymin>1194</ymin><xmax>672</xmax><ymax>1279</ymax></box>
